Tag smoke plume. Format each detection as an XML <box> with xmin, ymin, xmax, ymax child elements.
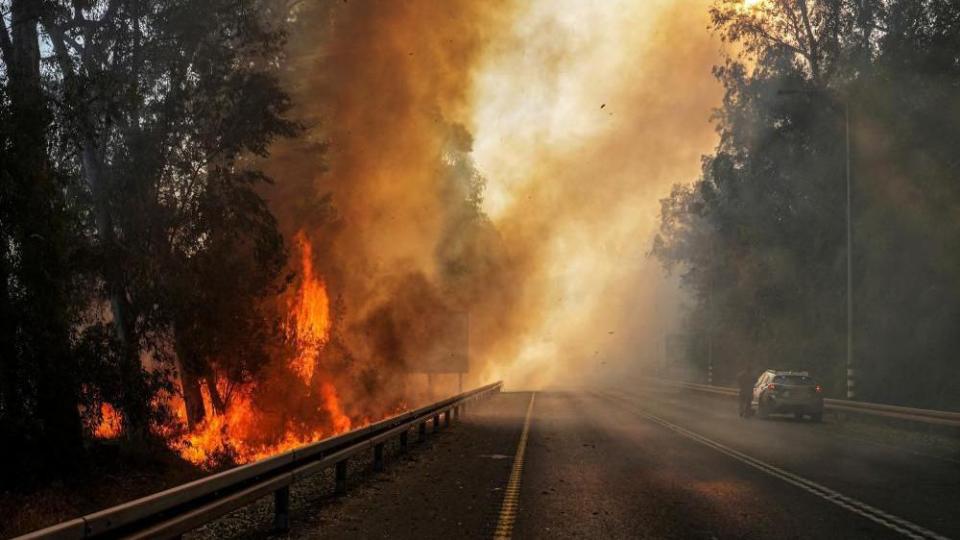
<box><xmin>265</xmin><ymin>0</ymin><xmax>725</xmax><ymax>394</ymax></box>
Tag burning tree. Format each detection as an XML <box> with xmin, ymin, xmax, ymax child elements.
<box><xmin>1</xmin><ymin>0</ymin><xmax>519</xmax><ymax>483</ymax></box>
<box><xmin>0</xmin><ymin>0</ymin><xmax>302</xmax><ymax>480</ymax></box>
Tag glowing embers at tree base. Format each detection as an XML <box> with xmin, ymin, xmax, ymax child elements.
<box><xmin>93</xmin><ymin>403</ymin><xmax>123</xmax><ymax>439</ymax></box>
<box><xmin>169</xmin><ymin>381</ymin><xmax>344</xmax><ymax>467</ymax></box>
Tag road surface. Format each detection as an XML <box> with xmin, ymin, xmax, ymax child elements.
<box><xmin>198</xmin><ymin>385</ymin><xmax>960</xmax><ymax>539</ymax></box>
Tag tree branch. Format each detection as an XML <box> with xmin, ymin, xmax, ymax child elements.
<box><xmin>40</xmin><ymin>16</ymin><xmax>77</xmax><ymax>83</ymax></box>
<box><xmin>796</xmin><ymin>0</ymin><xmax>820</xmax><ymax>79</ymax></box>
<box><xmin>0</xmin><ymin>10</ymin><xmax>13</xmax><ymax>69</ymax></box>
<box><xmin>750</xmin><ymin>21</ymin><xmax>810</xmax><ymax>62</ymax></box>
<box><xmin>64</xmin><ymin>0</ymin><xmax>123</xmax><ymax>29</ymax></box>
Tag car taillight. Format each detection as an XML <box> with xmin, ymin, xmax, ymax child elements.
<box><xmin>815</xmin><ymin>385</ymin><xmax>822</xmax><ymax>393</ymax></box>
<box><xmin>767</xmin><ymin>383</ymin><xmax>777</xmax><ymax>391</ymax></box>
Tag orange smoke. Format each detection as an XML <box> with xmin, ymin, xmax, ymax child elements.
<box><xmin>88</xmin><ymin>0</ymin><xmax>725</xmax><ymax>467</ymax></box>
<box><xmin>262</xmin><ymin>0</ymin><xmax>517</xmax><ymax>406</ymax></box>
<box><xmin>265</xmin><ymin>0</ymin><xmax>720</xmax><ymax>391</ymax></box>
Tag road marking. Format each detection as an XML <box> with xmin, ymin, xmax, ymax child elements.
<box><xmin>493</xmin><ymin>392</ymin><xmax>536</xmax><ymax>540</ymax></box>
<box><xmin>599</xmin><ymin>391</ymin><xmax>950</xmax><ymax>540</ymax></box>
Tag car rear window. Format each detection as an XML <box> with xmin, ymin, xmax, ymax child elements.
<box><xmin>773</xmin><ymin>375</ymin><xmax>814</xmax><ymax>385</ymax></box>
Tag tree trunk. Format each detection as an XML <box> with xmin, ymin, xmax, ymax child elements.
<box><xmin>796</xmin><ymin>0</ymin><xmax>821</xmax><ymax>80</ymax></box>
<box><xmin>80</xmin><ymin>102</ymin><xmax>151</xmax><ymax>441</ymax></box>
<box><xmin>5</xmin><ymin>0</ymin><xmax>83</xmax><ymax>466</ymax></box>
<box><xmin>205</xmin><ymin>375</ymin><xmax>226</xmax><ymax>415</ymax></box>
<box><xmin>173</xmin><ymin>324</ymin><xmax>207</xmax><ymax>429</ymax></box>
<box><xmin>0</xmin><ymin>230</ymin><xmax>22</xmax><ymax>428</ymax></box>
<box><xmin>180</xmin><ymin>367</ymin><xmax>207</xmax><ymax>430</ymax></box>
<box><xmin>41</xmin><ymin>8</ymin><xmax>152</xmax><ymax>441</ymax></box>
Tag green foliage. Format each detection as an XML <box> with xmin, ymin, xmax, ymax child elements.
<box><xmin>0</xmin><ymin>0</ymin><xmax>297</xmax><ymax>480</ymax></box>
<box><xmin>655</xmin><ymin>0</ymin><xmax>960</xmax><ymax>409</ymax></box>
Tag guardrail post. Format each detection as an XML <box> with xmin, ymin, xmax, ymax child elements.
<box><xmin>273</xmin><ymin>486</ymin><xmax>290</xmax><ymax>533</ymax></box>
<box><xmin>335</xmin><ymin>460</ymin><xmax>348</xmax><ymax>495</ymax></box>
<box><xmin>374</xmin><ymin>442</ymin><xmax>385</xmax><ymax>472</ymax></box>
<box><xmin>21</xmin><ymin>382</ymin><xmax>506</xmax><ymax>539</ymax></box>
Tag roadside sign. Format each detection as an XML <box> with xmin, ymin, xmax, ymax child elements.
<box><xmin>404</xmin><ymin>310</ymin><xmax>469</xmax><ymax>374</ymax></box>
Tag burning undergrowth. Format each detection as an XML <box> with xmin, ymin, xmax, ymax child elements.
<box><xmin>87</xmin><ymin>233</ymin><xmax>352</xmax><ymax>468</ymax></box>
<box><xmin>92</xmin><ymin>227</ymin><xmax>416</xmax><ymax>469</ymax></box>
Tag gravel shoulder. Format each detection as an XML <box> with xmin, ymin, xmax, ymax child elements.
<box><xmin>187</xmin><ymin>391</ymin><xmax>531</xmax><ymax>540</ymax></box>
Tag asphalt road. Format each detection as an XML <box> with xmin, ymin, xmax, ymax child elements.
<box><xmin>266</xmin><ymin>386</ymin><xmax>959</xmax><ymax>540</ymax></box>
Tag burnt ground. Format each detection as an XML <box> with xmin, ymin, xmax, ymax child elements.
<box><xmin>0</xmin><ymin>442</ymin><xmax>203</xmax><ymax>539</ymax></box>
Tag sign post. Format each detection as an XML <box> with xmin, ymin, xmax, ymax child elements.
<box><xmin>404</xmin><ymin>311</ymin><xmax>469</xmax><ymax>391</ymax></box>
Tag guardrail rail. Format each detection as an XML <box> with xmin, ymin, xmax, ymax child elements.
<box><xmin>18</xmin><ymin>381</ymin><xmax>504</xmax><ymax>540</ymax></box>
<box><xmin>647</xmin><ymin>378</ymin><xmax>960</xmax><ymax>427</ymax></box>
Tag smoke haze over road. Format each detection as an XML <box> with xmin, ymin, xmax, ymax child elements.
<box><xmin>265</xmin><ymin>0</ymin><xmax>726</xmax><ymax>392</ymax></box>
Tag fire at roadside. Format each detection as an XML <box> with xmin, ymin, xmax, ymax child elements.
<box><xmin>92</xmin><ymin>232</ymin><xmax>403</xmax><ymax>469</ymax></box>
<box><xmin>102</xmin><ymin>1</ymin><xmax>527</xmax><ymax>471</ymax></box>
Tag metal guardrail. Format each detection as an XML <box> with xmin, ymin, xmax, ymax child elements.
<box><xmin>17</xmin><ymin>381</ymin><xmax>504</xmax><ymax>540</ymax></box>
<box><xmin>650</xmin><ymin>378</ymin><xmax>960</xmax><ymax>427</ymax></box>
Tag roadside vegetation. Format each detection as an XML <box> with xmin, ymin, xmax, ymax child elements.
<box><xmin>0</xmin><ymin>0</ymin><xmax>295</xmax><ymax>490</ymax></box>
<box><xmin>654</xmin><ymin>0</ymin><xmax>960</xmax><ymax>410</ymax></box>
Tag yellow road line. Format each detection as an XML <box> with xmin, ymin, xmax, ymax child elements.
<box><xmin>492</xmin><ymin>392</ymin><xmax>536</xmax><ymax>540</ymax></box>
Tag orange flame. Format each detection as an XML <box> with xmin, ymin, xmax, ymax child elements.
<box><xmin>171</xmin><ymin>384</ymin><xmax>354</xmax><ymax>467</ymax></box>
<box><xmin>173</xmin><ymin>387</ymin><xmax>293</xmax><ymax>466</ymax></box>
<box><xmin>288</xmin><ymin>230</ymin><xmax>332</xmax><ymax>384</ymax></box>
<box><xmin>94</xmin><ymin>402</ymin><xmax>122</xmax><ymax>439</ymax></box>
<box><xmin>320</xmin><ymin>380</ymin><xmax>352</xmax><ymax>433</ymax></box>
<box><xmin>162</xmin><ymin>231</ymin><xmax>360</xmax><ymax>469</ymax></box>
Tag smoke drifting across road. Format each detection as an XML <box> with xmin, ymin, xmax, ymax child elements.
<box><xmin>265</xmin><ymin>0</ymin><xmax>724</xmax><ymax>393</ymax></box>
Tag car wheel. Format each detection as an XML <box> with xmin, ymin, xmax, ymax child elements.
<box><xmin>811</xmin><ymin>412</ymin><xmax>823</xmax><ymax>423</ymax></box>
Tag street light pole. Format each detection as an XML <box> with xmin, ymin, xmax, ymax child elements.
<box><xmin>707</xmin><ymin>282</ymin><xmax>713</xmax><ymax>386</ymax></box>
<box><xmin>843</xmin><ymin>103</ymin><xmax>855</xmax><ymax>400</ymax></box>
<box><xmin>778</xmin><ymin>89</ymin><xmax>854</xmax><ymax>399</ymax></box>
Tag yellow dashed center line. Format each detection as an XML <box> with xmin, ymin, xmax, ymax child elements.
<box><xmin>493</xmin><ymin>392</ymin><xmax>536</xmax><ymax>540</ymax></box>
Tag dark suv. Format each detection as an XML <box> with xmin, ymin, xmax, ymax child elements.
<box><xmin>752</xmin><ymin>370</ymin><xmax>824</xmax><ymax>422</ymax></box>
